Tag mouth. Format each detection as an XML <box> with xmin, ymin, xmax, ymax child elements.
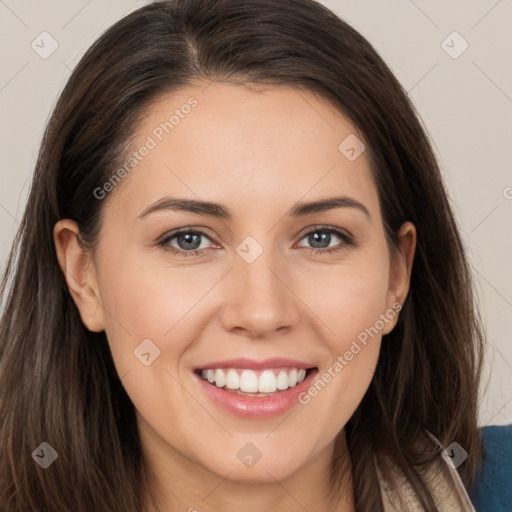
<box><xmin>193</xmin><ymin>359</ymin><xmax>318</xmax><ymax>418</ymax></box>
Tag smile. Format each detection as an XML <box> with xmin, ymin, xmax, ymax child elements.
<box><xmin>194</xmin><ymin>358</ymin><xmax>318</xmax><ymax>418</ymax></box>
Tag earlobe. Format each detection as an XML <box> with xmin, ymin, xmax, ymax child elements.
<box><xmin>53</xmin><ymin>219</ymin><xmax>105</xmax><ymax>332</ymax></box>
<box><xmin>383</xmin><ymin>221</ymin><xmax>416</xmax><ymax>334</ymax></box>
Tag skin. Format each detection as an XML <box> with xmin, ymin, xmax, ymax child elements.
<box><xmin>54</xmin><ymin>82</ymin><xmax>416</xmax><ymax>512</ymax></box>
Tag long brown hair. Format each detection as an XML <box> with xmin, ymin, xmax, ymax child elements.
<box><xmin>0</xmin><ymin>1</ymin><xmax>484</xmax><ymax>510</ymax></box>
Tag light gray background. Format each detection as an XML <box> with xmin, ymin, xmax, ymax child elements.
<box><xmin>0</xmin><ymin>0</ymin><xmax>510</xmax><ymax>426</ymax></box>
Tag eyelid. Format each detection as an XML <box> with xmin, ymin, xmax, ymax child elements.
<box><xmin>296</xmin><ymin>224</ymin><xmax>353</xmax><ymax>241</ymax></box>
<box><xmin>158</xmin><ymin>226</ymin><xmax>216</xmax><ymax>244</ymax></box>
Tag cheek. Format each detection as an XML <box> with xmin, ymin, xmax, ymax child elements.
<box><xmin>95</xmin><ymin>247</ymin><xmax>235</xmax><ymax>391</ymax></box>
<box><xmin>94</xmin><ymin>250</ymin><xmax>205</xmax><ymax>369</ymax></box>
<box><xmin>94</xmin><ymin>255</ymin><xmax>210</xmax><ymax>438</ymax></box>
<box><xmin>297</xmin><ymin>251</ymin><xmax>391</xmax><ymax>346</ymax></box>
<box><xmin>293</xmin><ymin>251</ymin><xmax>390</xmax><ymax>424</ymax></box>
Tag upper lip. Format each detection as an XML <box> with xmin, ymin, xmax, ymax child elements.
<box><xmin>195</xmin><ymin>357</ymin><xmax>316</xmax><ymax>371</ymax></box>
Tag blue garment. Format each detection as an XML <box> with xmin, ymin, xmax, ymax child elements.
<box><xmin>470</xmin><ymin>424</ymin><xmax>512</xmax><ymax>511</ymax></box>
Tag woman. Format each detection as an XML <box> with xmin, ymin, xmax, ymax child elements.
<box><xmin>0</xmin><ymin>0</ymin><xmax>506</xmax><ymax>510</ymax></box>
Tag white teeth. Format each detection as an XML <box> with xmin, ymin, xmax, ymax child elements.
<box><xmin>225</xmin><ymin>369</ymin><xmax>240</xmax><ymax>390</ymax></box>
<box><xmin>258</xmin><ymin>370</ymin><xmax>277</xmax><ymax>393</ymax></box>
<box><xmin>240</xmin><ymin>369</ymin><xmax>259</xmax><ymax>392</ymax></box>
<box><xmin>276</xmin><ymin>370</ymin><xmax>289</xmax><ymax>390</ymax></box>
<box><xmin>200</xmin><ymin>367</ymin><xmax>310</xmax><ymax>394</ymax></box>
<box><xmin>288</xmin><ymin>368</ymin><xmax>298</xmax><ymax>387</ymax></box>
<box><xmin>214</xmin><ymin>369</ymin><xmax>226</xmax><ymax>388</ymax></box>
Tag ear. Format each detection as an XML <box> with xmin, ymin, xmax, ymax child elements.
<box><xmin>53</xmin><ymin>219</ymin><xmax>105</xmax><ymax>332</ymax></box>
<box><xmin>382</xmin><ymin>221</ymin><xmax>416</xmax><ymax>335</ymax></box>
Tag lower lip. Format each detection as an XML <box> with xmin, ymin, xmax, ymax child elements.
<box><xmin>195</xmin><ymin>369</ymin><xmax>318</xmax><ymax>419</ymax></box>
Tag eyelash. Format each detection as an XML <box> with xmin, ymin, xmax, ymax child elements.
<box><xmin>158</xmin><ymin>225</ymin><xmax>355</xmax><ymax>259</ymax></box>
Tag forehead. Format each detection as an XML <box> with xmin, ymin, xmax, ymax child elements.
<box><xmin>108</xmin><ymin>82</ymin><xmax>379</xmax><ymax>220</ymax></box>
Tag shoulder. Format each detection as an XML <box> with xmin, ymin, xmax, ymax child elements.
<box><xmin>469</xmin><ymin>424</ymin><xmax>512</xmax><ymax>511</ymax></box>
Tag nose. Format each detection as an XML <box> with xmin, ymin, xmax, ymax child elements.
<box><xmin>220</xmin><ymin>247</ymin><xmax>301</xmax><ymax>339</ymax></box>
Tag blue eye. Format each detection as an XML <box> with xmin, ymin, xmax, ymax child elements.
<box><xmin>159</xmin><ymin>230</ymin><xmax>214</xmax><ymax>257</ymax></box>
<box><xmin>297</xmin><ymin>227</ymin><xmax>354</xmax><ymax>254</ymax></box>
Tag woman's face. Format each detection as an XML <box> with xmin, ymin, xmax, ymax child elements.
<box><xmin>59</xmin><ymin>83</ymin><xmax>414</xmax><ymax>485</ymax></box>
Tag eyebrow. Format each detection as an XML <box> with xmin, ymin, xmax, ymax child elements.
<box><xmin>137</xmin><ymin>196</ymin><xmax>371</xmax><ymax>220</ymax></box>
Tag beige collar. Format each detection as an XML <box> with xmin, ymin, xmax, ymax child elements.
<box><xmin>377</xmin><ymin>450</ymin><xmax>476</xmax><ymax>511</ymax></box>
